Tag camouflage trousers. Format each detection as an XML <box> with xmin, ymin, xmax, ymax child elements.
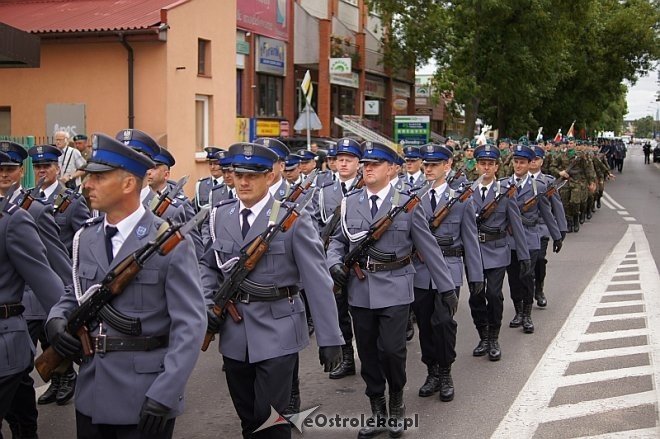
<box><xmin>560</xmin><ymin>181</ymin><xmax>588</xmax><ymax>216</ymax></box>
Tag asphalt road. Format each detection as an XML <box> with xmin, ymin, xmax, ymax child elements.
<box><xmin>4</xmin><ymin>146</ymin><xmax>659</xmax><ymax>438</ymax></box>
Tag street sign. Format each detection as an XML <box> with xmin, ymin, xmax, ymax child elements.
<box><xmin>301</xmin><ymin>70</ymin><xmax>313</xmax><ymax>105</ymax></box>
<box><xmin>393</xmin><ymin>115</ymin><xmax>430</xmax><ymax>146</ymax></box>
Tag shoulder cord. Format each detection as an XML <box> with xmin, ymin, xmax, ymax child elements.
<box><xmin>319</xmin><ymin>186</ymin><xmax>329</xmax><ymax>224</ymax></box>
<box><xmin>72</xmin><ymin>227</ymin><xmax>102</xmax><ymax>305</ymax></box>
<box><xmin>531</xmin><ymin>177</ymin><xmax>538</xmax><ymax>196</ymax></box>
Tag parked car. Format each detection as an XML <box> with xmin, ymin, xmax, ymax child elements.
<box><xmin>653</xmin><ymin>145</ymin><xmax>660</xmax><ymax>163</ymax></box>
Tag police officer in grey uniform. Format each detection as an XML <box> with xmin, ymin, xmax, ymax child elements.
<box><xmin>201</xmin><ymin>143</ymin><xmax>343</xmax><ymax>439</ymax></box>
<box><xmin>505</xmin><ymin>144</ymin><xmax>563</xmax><ymax>334</ymax></box>
<box><xmin>412</xmin><ymin>144</ymin><xmax>484</xmax><ymax>402</ymax></box>
<box><xmin>468</xmin><ymin>145</ymin><xmax>530</xmax><ymax>361</ymax></box>
<box><xmin>28</xmin><ymin>144</ymin><xmax>91</xmax><ymax>254</ymax></box>
<box><xmin>254</xmin><ymin>138</ymin><xmax>291</xmax><ymax>201</ymax></box>
<box><xmin>0</xmin><ymin>149</ymin><xmax>65</xmax><ymax>439</ymax></box>
<box><xmin>284</xmin><ymin>155</ymin><xmax>302</xmax><ymax>185</ymax></box>
<box><xmin>327</xmin><ymin>141</ymin><xmax>455</xmax><ymax>438</ymax></box>
<box><xmin>46</xmin><ymin>133</ymin><xmax>205</xmax><ymax>438</ymax></box>
<box><xmin>403</xmin><ymin>146</ymin><xmax>426</xmax><ymax>187</ymax></box>
<box><xmin>0</xmin><ymin>142</ymin><xmax>76</xmax><ymax>412</ymax></box>
<box><xmin>316</xmin><ymin>138</ymin><xmax>363</xmax><ymax>380</ymax></box>
<box><xmin>200</xmin><ymin>151</ymin><xmax>236</xmax><ymax>246</ymax></box>
<box><xmin>528</xmin><ymin>145</ymin><xmax>568</xmax><ymax>308</ymax></box>
<box><xmin>194</xmin><ymin>146</ymin><xmax>225</xmax><ymax>212</ymax></box>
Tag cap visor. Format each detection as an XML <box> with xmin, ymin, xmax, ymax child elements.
<box><xmin>81</xmin><ymin>162</ymin><xmax>115</xmax><ymax>173</ymax></box>
<box><xmin>0</xmin><ymin>161</ymin><xmax>21</xmax><ymax>166</ymax></box>
<box><xmin>233</xmin><ymin>165</ymin><xmax>270</xmax><ymax>174</ymax></box>
<box><xmin>359</xmin><ymin>158</ymin><xmax>385</xmax><ymax>163</ymax></box>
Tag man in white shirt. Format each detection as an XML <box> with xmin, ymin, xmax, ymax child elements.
<box><xmin>54</xmin><ymin>131</ymin><xmax>86</xmax><ymax>188</ymax></box>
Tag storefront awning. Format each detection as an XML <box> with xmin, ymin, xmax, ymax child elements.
<box><xmin>0</xmin><ymin>22</ymin><xmax>40</xmax><ymax>68</ymax></box>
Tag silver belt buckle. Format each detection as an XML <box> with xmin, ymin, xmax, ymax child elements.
<box><xmin>478</xmin><ymin>232</ymin><xmax>486</xmax><ymax>243</ymax></box>
<box><xmin>95</xmin><ymin>333</ymin><xmax>107</xmax><ymax>354</ymax></box>
<box><xmin>365</xmin><ymin>256</ymin><xmax>375</xmax><ymax>272</ymax></box>
<box><xmin>238</xmin><ymin>292</ymin><xmax>250</xmax><ymax>304</ymax></box>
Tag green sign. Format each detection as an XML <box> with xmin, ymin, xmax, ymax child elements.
<box><xmin>394</xmin><ymin>115</ymin><xmax>430</xmax><ymax>146</ymax></box>
<box><xmin>236</xmin><ymin>40</ymin><xmax>250</xmax><ymax>55</ymax></box>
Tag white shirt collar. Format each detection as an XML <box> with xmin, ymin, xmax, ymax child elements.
<box><xmin>432</xmin><ymin>182</ymin><xmax>448</xmax><ymax>197</ymax></box>
<box><xmin>366</xmin><ymin>185</ymin><xmax>392</xmax><ymax>209</ymax></box>
<box><xmin>339</xmin><ymin>176</ymin><xmax>355</xmax><ymax>189</ymax></box>
<box><xmin>512</xmin><ymin>174</ymin><xmax>528</xmax><ymax>187</ymax></box>
<box><xmin>9</xmin><ymin>186</ymin><xmax>23</xmax><ymax>203</ymax></box>
<box><xmin>43</xmin><ymin>180</ymin><xmax>60</xmax><ymax>199</ymax></box>
<box><xmin>479</xmin><ymin>180</ymin><xmax>494</xmax><ymax>192</ymax></box>
<box><xmin>530</xmin><ymin>171</ymin><xmax>542</xmax><ymax>179</ymax></box>
<box><xmin>407</xmin><ymin>170</ymin><xmax>422</xmax><ymax>182</ymax></box>
<box><xmin>140</xmin><ymin>186</ymin><xmax>152</xmax><ymax>203</ymax></box>
<box><xmin>104</xmin><ymin>204</ymin><xmax>147</xmax><ymax>254</ymax></box>
<box><xmin>238</xmin><ymin>192</ymin><xmax>271</xmax><ymax>226</ymax></box>
<box><xmin>269</xmin><ymin>177</ymin><xmax>284</xmax><ymax>196</ymax></box>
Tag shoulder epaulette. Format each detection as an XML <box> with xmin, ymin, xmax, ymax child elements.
<box><xmin>198</xmin><ymin>176</ymin><xmax>212</xmax><ymax>182</ymax></box>
<box><xmin>84</xmin><ymin>216</ymin><xmax>104</xmax><ymax>227</ymax></box>
<box><xmin>211</xmin><ymin>183</ymin><xmax>227</xmax><ymax>192</ymax></box>
<box><xmin>2</xmin><ymin>201</ymin><xmax>18</xmax><ymax>215</ymax></box>
<box><xmin>32</xmin><ymin>197</ymin><xmax>49</xmax><ymax>207</ymax></box>
<box><xmin>214</xmin><ymin>198</ymin><xmax>238</xmax><ymax>208</ymax></box>
<box><xmin>320</xmin><ymin>180</ymin><xmax>335</xmax><ymax>189</ymax></box>
<box><xmin>345</xmin><ymin>188</ymin><xmax>363</xmax><ymax>197</ymax></box>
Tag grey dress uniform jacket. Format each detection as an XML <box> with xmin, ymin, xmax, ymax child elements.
<box><xmin>201</xmin><ymin>182</ymin><xmax>233</xmax><ymax>245</ymax></box>
<box><xmin>200</xmin><ymin>196</ymin><xmax>344</xmax><ymax>364</ymax></box>
<box><xmin>470</xmin><ymin>179</ymin><xmax>530</xmax><ymax>269</ymax></box>
<box><xmin>315</xmin><ymin>180</ymin><xmax>344</xmax><ymax>236</ymax></box>
<box><xmin>194</xmin><ymin>176</ymin><xmax>214</xmax><ymax>211</ymax></box>
<box><xmin>326</xmin><ymin>186</ymin><xmax>456</xmax><ymax>309</ymax></box>
<box><xmin>414</xmin><ymin>187</ymin><xmax>484</xmax><ymax>290</ymax></box>
<box><xmin>47</xmin><ymin>182</ymin><xmax>91</xmax><ymax>254</ymax></box>
<box><xmin>507</xmin><ymin>177</ymin><xmax>562</xmax><ymax>251</ymax></box>
<box><xmin>21</xmin><ymin>198</ymin><xmax>72</xmax><ymax>320</ymax></box>
<box><xmin>47</xmin><ymin>211</ymin><xmax>206</xmax><ymax>425</ymax></box>
<box><xmin>533</xmin><ymin>173</ymin><xmax>568</xmax><ymax>234</ymax></box>
<box><xmin>1</xmin><ymin>202</ymin><xmax>64</xmax><ymax>378</ymax></box>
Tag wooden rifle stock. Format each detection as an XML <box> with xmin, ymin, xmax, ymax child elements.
<box><xmin>153</xmin><ymin>197</ymin><xmax>171</xmax><ymax>217</ymax></box>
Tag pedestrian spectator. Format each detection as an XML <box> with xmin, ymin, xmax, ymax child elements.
<box><xmin>643</xmin><ymin>142</ymin><xmax>651</xmax><ymax>164</ymax></box>
<box><xmin>614</xmin><ymin>141</ymin><xmax>626</xmax><ymax>173</ymax></box>
<box><xmin>54</xmin><ymin>130</ymin><xmax>86</xmax><ymax>189</ymax></box>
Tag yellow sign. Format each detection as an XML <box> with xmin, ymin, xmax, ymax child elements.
<box><xmin>256</xmin><ymin>120</ymin><xmax>281</xmax><ymax>137</ymax></box>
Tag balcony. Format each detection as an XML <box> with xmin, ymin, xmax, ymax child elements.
<box><xmin>330</xmin><ymin>35</ymin><xmax>361</xmax><ymax>70</ymax></box>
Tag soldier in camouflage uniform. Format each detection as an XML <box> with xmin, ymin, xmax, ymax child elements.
<box><xmin>590</xmin><ymin>144</ymin><xmax>614</xmax><ymax>211</ymax></box>
<box><xmin>497</xmin><ymin>139</ymin><xmax>513</xmax><ymax>179</ymax></box>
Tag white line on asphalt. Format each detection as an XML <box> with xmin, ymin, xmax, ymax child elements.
<box><xmin>601</xmin><ymin>198</ymin><xmax>615</xmax><ymax>210</ymax></box>
<box><xmin>603</xmin><ymin>192</ymin><xmax>624</xmax><ymax>210</ymax></box>
<box><xmin>575</xmin><ymin>426</ymin><xmax>660</xmax><ymax>438</ymax></box>
<box><xmin>623</xmin><ymin>217</ymin><xmax>637</xmax><ymax>222</ymax></box>
<box><xmin>558</xmin><ymin>365</ymin><xmax>653</xmax><ymax>387</ymax></box>
<box><xmin>569</xmin><ymin>345</ymin><xmax>651</xmax><ymax>361</ymax></box>
<box><xmin>491</xmin><ymin>225</ymin><xmax>660</xmax><ymax>438</ymax></box>
<box><xmin>617</xmin><ymin>210</ymin><xmax>629</xmax><ymax>215</ymax></box>
<box><xmin>600</xmin><ymin>290</ymin><xmax>641</xmax><ymax>297</ymax></box>
<box><xmin>607</xmin><ymin>280</ymin><xmax>642</xmax><ymax>286</ymax></box>
<box><xmin>539</xmin><ymin>391</ymin><xmax>656</xmax><ymax>423</ymax></box>
<box><xmin>589</xmin><ymin>312</ymin><xmax>646</xmax><ymax>322</ymax></box>
<box><xmin>595</xmin><ymin>300</ymin><xmax>644</xmax><ymax>308</ymax></box>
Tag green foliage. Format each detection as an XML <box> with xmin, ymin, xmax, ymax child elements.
<box><xmin>369</xmin><ymin>0</ymin><xmax>660</xmax><ymax>138</ymax></box>
<box><xmin>633</xmin><ymin>115</ymin><xmax>656</xmax><ymax>138</ymax></box>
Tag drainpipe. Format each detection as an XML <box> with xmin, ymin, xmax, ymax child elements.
<box><xmin>118</xmin><ymin>33</ymin><xmax>135</xmax><ymax>128</ymax></box>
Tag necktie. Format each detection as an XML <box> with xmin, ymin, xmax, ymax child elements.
<box><xmin>430</xmin><ymin>189</ymin><xmax>437</xmax><ymax>212</ymax></box>
<box><xmin>341</xmin><ymin>182</ymin><xmax>347</xmax><ymax>195</ymax></box>
<box><xmin>212</xmin><ymin>179</ymin><xmax>218</xmax><ymax>187</ymax></box>
<box><xmin>105</xmin><ymin>225</ymin><xmax>118</xmax><ymax>263</ymax></box>
<box><xmin>240</xmin><ymin>208</ymin><xmax>251</xmax><ymax>238</ymax></box>
<box><xmin>332</xmin><ymin>174</ymin><xmax>336</xmax><ymax>181</ymax></box>
<box><xmin>228</xmin><ymin>189</ymin><xmax>234</xmax><ymax>199</ymax></box>
<box><xmin>370</xmin><ymin>195</ymin><xmax>379</xmax><ymax>218</ymax></box>
<box><xmin>39</xmin><ymin>191</ymin><xmax>46</xmax><ymax>199</ymax></box>
<box><xmin>481</xmin><ymin>186</ymin><xmax>487</xmax><ymax>201</ymax></box>
<box><xmin>516</xmin><ymin>177</ymin><xmax>522</xmax><ymax>192</ymax></box>
<box><xmin>409</xmin><ymin>175</ymin><xmax>415</xmax><ymax>186</ymax></box>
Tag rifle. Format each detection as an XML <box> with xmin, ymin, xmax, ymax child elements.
<box><xmin>321</xmin><ymin>171</ymin><xmax>364</xmax><ymax>251</ymax></box>
<box><xmin>0</xmin><ymin>183</ymin><xmax>18</xmax><ymax>218</ymax></box>
<box><xmin>35</xmin><ymin>206</ymin><xmax>210</xmax><ymax>382</ymax></box>
<box><xmin>429</xmin><ymin>175</ymin><xmax>483</xmax><ymax>231</ymax></box>
<box><xmin>150</xmin><ymin>175</ymin><xmax>189</xmax><ymax>217</ymax></box>
<box><xmin>520</xmin><ymin>178</ymin><xmax>568</xmax><ymax>213</ymax></box>
<box><xmin>446</xmin><ymin>165</ymin><xmax>465</xmax><ymax>187</ymax></box>
<box><xmin>16</xmin><ymin>177</ymin><xmax>45</xmax><ymax>210</ymax></box>
<box><xmin>52</xmin><ymin>186</ymin><xmax>82</xmax><ymax>215</ymax></box>
<box><xmin>201</xmin><ymin>188</ymin><xmax>317</xmax><ymax>352</ymax></box>
<box><xmin>476</xmin><ymin>179</ymin><xmax>522</xmax><ymax>225</ymax></box>
<box><xmin>285</xmin><ymin>169</ymin><xmax>318</xmax><ymax>203</ymax></box>
<box><xmin>334</xmin><ymin>181</ymin><xmax>434</xmax><ymax>292</ymax></box>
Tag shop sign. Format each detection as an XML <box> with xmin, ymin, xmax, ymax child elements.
<box><xmin>393</xmin><ymin>115</ymin><xmax>430</xmax><ymax>146</ymax></box>
<box><xmin>237</xmin><ymin>0</ymin><xmax>289</xmax><ymax>42</ymax></box>
<box><xmin>256</xmin><ymin>36</ymin><xmax>286</xmax><ymax>76</ymax></box>
<box><xmin>329</xmin><ymin>58</ymin><xmax>352</xmax><ymax>74</ymax></box>
<box><xmin>330</xmin><ymin>72</ymin><xmax>359</xmax><ymax>89</ymax></box>
<box><xmin>255</xmin><ymin>119</ymin><xmax>281</xmax><ymax>137</ymax></box>
<box><xmin>364</xmin><ymin>100</ymin><xmax>379</xmax><ymax>115</ymax></box>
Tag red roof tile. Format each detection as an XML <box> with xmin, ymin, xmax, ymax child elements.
<box><xmin>0</xmin><ymin>0</ymin><xmax>186</xmax><ymax>34</ymax></box>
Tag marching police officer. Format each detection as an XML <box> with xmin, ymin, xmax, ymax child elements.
<box><xmin>254</xmin><ymin>138</ymin><xmax>291</xmax><ymax>201</ymax></box>
<box><xmin>468</xmin><ymin>145</ymin><xmax>529</xmax><ymax>361</ymax></box>
<box><xmin>505</xmin><ymin>144</ymin><xmax>563</xmax><ymax>334</ymax></box>
<box><xmin>284</xmin><ymin>155</ymin><xmax>302</xmax><ymax>185</ymax></box>
<box><xmin>46</xmin><ymin>133</ymin><xmax>205</xmax><ymax>438</ymax></box>
<box><xmin>194</xmin><ymin>146</ymin><xmax>225</xmax><ymax>212</ymax></box>
<box><xmin>327</xmin><ymin>141</ymin><xmax>455</xmax><ymax>438</ymax></box>
<box><xmin>201</xmin><ymin>143</ymin><xmax>343</xmax><ymax>438</ymax></box>
<box><xmin>0</xmin><ymin>150</ymin><xmax>66</xmax><ymax>439</ymax></box>
<box><xmin>412</xmin><ymin>144</ymin><xmax>484</xmax><ymax>402</ymax></box>
<box><xmin>402</xmin><ymin>145</ymin><xmax>425</xmax><ymax>187</ymax></box>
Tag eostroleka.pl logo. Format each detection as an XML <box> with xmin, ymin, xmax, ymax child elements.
<box><xmin>254</xmin><ymin>406</ymin><xmax>420</xmax><ymax>434</ymax></box>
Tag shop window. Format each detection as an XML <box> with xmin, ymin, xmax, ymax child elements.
<box><xmin>198</xmin><ymin>39</ymin><xmax>211</xmax><ymax>76</ymax></box>
<box><xmin>0</xmin><ymin>107</ymin><xmax>10</xmax><ymax>136</ymax></box>
<box><xmin>256</xmin><ymin>74</ymin><xmax>283</xmax><ymax>118</ymax></box>
<box><xmin>195</xmin><ymin>95</ymin><xmax>210</xmax><ymax>151</ymax></box>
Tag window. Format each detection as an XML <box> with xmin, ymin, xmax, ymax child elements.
<box><xmin>0</xmin><ymin>107</ymin><xmax>10</xmax><ymax>136</ymax></box>
<box><xmin>256</xmin><ymin>74</ymin><xmax>283</xmax><ymax>118</ymax></box>
<box><xmin>195</xmin><ymin>95</ymin><xmax>209</xmax><ymax>151</ymax></box>
<box><xmin>236</xmin><ymin>70</ymin><xmax>243</xmax><ymax>116</ymax></box>
<box><xmin>198</xmin><ymin>39</ymin><xmax>211</xmax><ymax>76</ymax></box>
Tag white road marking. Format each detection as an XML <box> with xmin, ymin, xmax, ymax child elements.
<box><xmin>617</xmin><ymin>210</ymin><xmax>629</xmax><ymax>215</ymax></box>
<box><xmin>491</xmin><ymin>225</ymin><xmax>660</xmax><ymax>438</ymax></box>
<box><xmin>623</xmin><ymin>217</ymin><xmax>637</xmax><ymax>222</ymax></box>
<box><xmin>576</xmin><ymin>426</ymin><xmax>660</xmax><ymax>438</ymax></box>
<box><xmin>603</xmin><ymin>192</ymin><xmax>624</xmax><ymax>209</ymax></box>
<box><xmin>589</xmin><ymin>312</ymin><xmax>646</xmax><ymax>322</ymax></box>
<box><xmin>601</xmin><ymin>198</ymin><xmax>615</xmax><ymax>210</ymax></box>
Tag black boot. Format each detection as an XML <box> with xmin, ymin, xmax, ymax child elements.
<box><xmin>438</xmin><ymin>366</ymin><xmax>454</xmax><ymax>402</ymax></box>
<box><xmin>329</xmin><ymin>343</ymin><xmax>356</xmax><ymax>379</ymax></box>
<box><xmin>535</xmin><ymin>282</ymin><xmax>547</xmax><ymax>308</ymax></box>
<box><xmin>597</xmin><ymin>198</ymin><xmax>601</xmax><ymax>209</ymax></box>
<box><xmin>472</xmin><ymin>326</ymin><xmax>489</xmax><ymax>357</ymax></box>
<box><xmin>307</xmin><ymin>313</ymin><xmax>315</xmax><ymax>336</ymax></box>
<box><xmin>358</xmin><ymin>395</ymin><xmax>388</xmax><ymax>439</ymax></box>
<box><xmin>566</xmin><ymin>217</ymin><xmax>574</xmax><ymax>233</ymax></box>
<box><xmin>579</xmin><ymin>212</ymin><xmax>586</xmax><ymax>224</ymax></box>
<box><xmin>522</xmin><ymin>303</ymin><xmax>535</xmax><ymax>334</ymax></box>
<box><xmin>573</xmin><ymin>215</ymin><xmax>580</xmax><ymax>233</ymax></box>
<box><xmin>283</xmin><ymin>375</ymin><xmax>301</xmax><ymax>415</ymax></box>
<box><xmin>509</xmin><ymin>302</ymin><xmax>523</xmax><ymax>328</ymax></box>
<box><xmin>586</xmin><ymin>210</ymin><xmax>592</xmax><ymax>220</ymax></box>
<box><xmin>488</xmin><ymin>327</ymin><xmax>501</xmax><ymax>361</ymax></box>
<box><xmin>37</xmin><ymin>374</ymin><xmax>60</xmax><ymax>405</ymax></box>
<box><xmin>388</xmin><ymin>391</ymin><xmax>406</xmax><ymax>438</ymax></box>
<box><xmin>418</xmin><ymin>363</ymin><xmax>440</xmax><ymax>397</ymax></box>
<box><xmin>406</xmin><ymin>311</ymin><xmax>415</xmax><ymax>342</ymax></box>
<box><xmin>56</xmin><ymin>367</ymin><xmax>77</xmax><ymax>405</ymax></box>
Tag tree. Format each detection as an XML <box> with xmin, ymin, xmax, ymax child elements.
<box><xmin>633</xmin><ymin>115</ymin><xmax>655</xmax><ymax>138</ymax></box>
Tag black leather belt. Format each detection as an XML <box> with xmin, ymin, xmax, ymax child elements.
<box><xmin>0</xmin><ymin>303</ymin><xmax>24</xmax><ymax>319</ymax></box>
<box><xmin>477</xmin><ymin>231</ymin><xmax>507</xmax><ymax>243</ymax></box>
<box><xmin>441</xmin><ymin>246</ymin><xmax>464</xmax><ymax>257</ymax></box>
<box><xmin>237</xmin><ymin>286</ymin><xmax>299</xmax><ymax>304</ymax></box>
<box><xmin>521</xmin><ymin>217</ymin><xmax>538</xmax><ymax>227</ymax></box>
<box><xmin>363</xmin><ymin>255</ymin><xmax>412</xmax><ymax>272</ymax></box>
<box><xmin>92</xmin><ymin>334</ymin><xmax>168</xmax><ymax>354</ymax></box>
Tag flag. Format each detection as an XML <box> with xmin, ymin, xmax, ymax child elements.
<box><xmin>536</xmin><ymin>127</ymin><xmax>543</xmax><ymax>142</ymax></box>
<box><xmin>301</xmin><ymin>70</ymin><xmax>313</xmax><ymax>105</ymax></box>
<box><xmin>553</xmin><ymin>128</ymin><xmax>562</xmax><ymax>142</ymax></box>
<box><xmin>566</xmin><ymin>120</ymin><xmax>576</xmax><ymax>138</ymax></box>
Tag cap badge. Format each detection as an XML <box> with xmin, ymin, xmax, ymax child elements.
<box><xmin>426</xmin><ymin>145</ymin><xmax>434</xmax><ymax>153</ymax></box>
<box><xmin>92</xmin><ymin>135</ymin><xmax>99</xmax><ymax>150</ymax></box>
<box><xmin>263</xmin><ymin>139</ymin><xmax>271</xmax><ymax>147</ymax></box>
<box><xmin>36</xmin><ymin>146</ymin><xmax>43</xmax><ymax>154</ymax></box>
<box><xmin>365</xmin><ymin>142</ymin><xmax>373</xmax><ymax>152</ymax></box>
<box><xmin>343</xmin><ymin>139</ymin><xmax>350</xmax><ymax>146</ymax></box>
<box><xmin>243</xmin><ymin>144</ymin><xmax>253</xmax><ymax>157</ymax></box>
<box><xmin>217</xmin><ymin>151</ymin><xmax>225</xmax><ymax>159</ymax></box>
<box><xmin>485</xmin><ymin>145</ymin><xmax>491</xmax><ymax>152</ymax></box>
<box><xmin>517</xmin><ymin>145</ymin><xmax>522</xmax><ymax>151</ymax></box>
<box><xmin>122</xmin><ymin>130</ymin><xmax>132</xmax><ymax>141</ymax></box>
<box><xmin>0</xmin><ymin>142</ymin><xmax>8</xmax><ymax>151</ymax></box>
